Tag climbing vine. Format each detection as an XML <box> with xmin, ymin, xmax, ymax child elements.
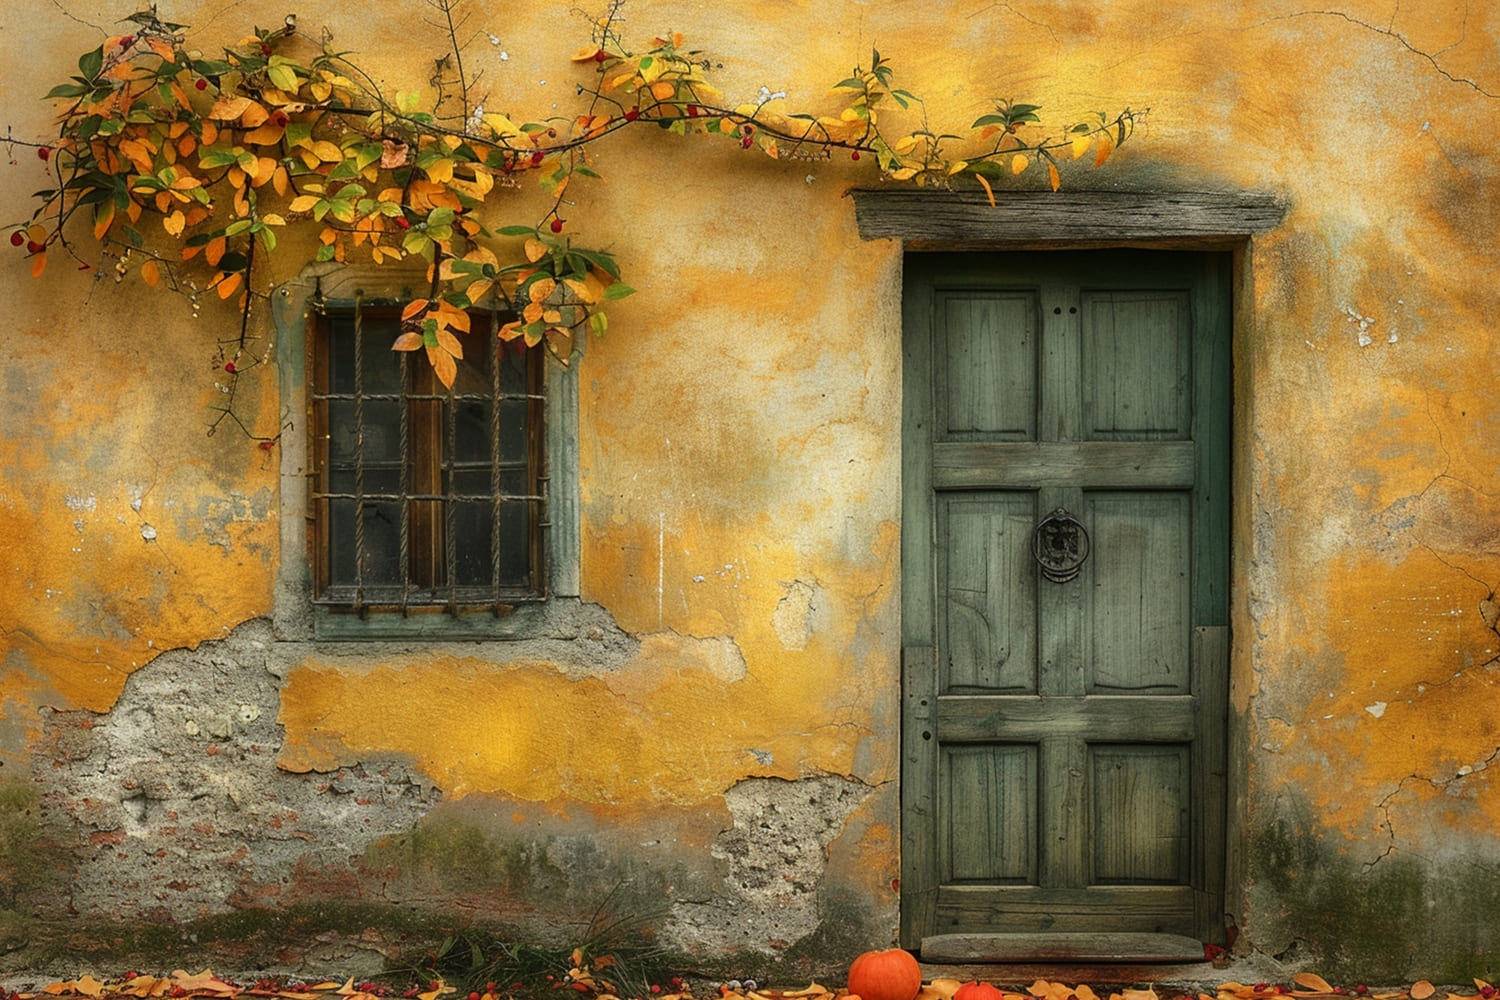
<box><xmin>6</xmin><ymin>1</ymin><xmax>1141</xmax><ymax>436</ymax></box>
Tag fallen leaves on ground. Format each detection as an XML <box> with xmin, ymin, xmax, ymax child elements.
<box><xmin>7</xmin><ymin>973</ymin><xmax>1498</xmax><ymax>1000</ymax></box>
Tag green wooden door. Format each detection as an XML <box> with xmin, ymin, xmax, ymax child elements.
<box><xmin>900</xmin><ymin>250</ymin><xmax>1231</xmax><ymax>950</ymax></box>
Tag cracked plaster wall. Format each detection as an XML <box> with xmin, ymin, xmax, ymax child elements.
<box><xmin>1</xmin><ymin>0</ymin><xmax>1499</xmax><ymax>981</ymax></box>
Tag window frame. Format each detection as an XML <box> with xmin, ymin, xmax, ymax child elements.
<box><xmin>307</xmin><ymin>300</ymin><xmax>547</xmax><ymax>611</ymax></box>
<box><xmin>272</xmin><ymin>264</ymin><xmax>581</xmax><ymax>641</ymax></box>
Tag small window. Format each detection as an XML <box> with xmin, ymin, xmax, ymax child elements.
<box><xmin>308</xmin><ymin>298</ymin><xmax>547</xmax><ymax>611</ymax></box>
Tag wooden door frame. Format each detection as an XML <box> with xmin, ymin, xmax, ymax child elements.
<box><xmin>852</xmin><ymin>189</ymin><xmax>1285</xmax><ymax>951</ymax></box>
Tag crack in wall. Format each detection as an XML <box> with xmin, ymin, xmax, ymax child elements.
<box><xmin>1363</xmin><ymin>743</ymin><xmax>1500</xmax><ymax>872</ymax></box>
<box><xmin>1249</xmin><ymin>5</ymin><xmax>1498</xmax><ymax>99</ymax></box>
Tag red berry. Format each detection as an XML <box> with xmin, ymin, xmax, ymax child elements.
<box><xmin>26</xmin><ymin>241</ymin><xmax>43</xmax><ymax>254</ymax></box>
<box><xmin>624</xmin><ymin>108</ymin><xmax>640</xmax><ymax>121</ymax></box>
<box><xmin>851</xmin><ymin>150</ymin><xmax>861</xmax><ymax>161</ymax></box>
<box><xmin>530</xmin><ymin>150</ymin><xmax>544</xmax><ymax>166</ymax></box>
<box><xmin>224</xmin><ymin>361</ymin><xmax>237</xmax><ymax>373</ymax></box>
<box><xmin>593</xmin><ymin>49</ymin><xmax>607</xmax><ymax>62</ymax></box>
<box><xmin>651</xmin><ymin>989</ymin><xmax>660</xmax><ymax>995</ymax></box>
<box><xmin>395</xmin><ymin>217</ymin><xmax>411</xmax><ymax>229</ymax></box>
<box><xmin>261</xmin><ymin>44</ymin><xmax>271</xmax><ymax>56</ymax></box>
<box><xmin>549</xmin><ymin>218</ymin><xmax>563</xmax><ymax>233</ymax></box>
<box><xmin>686</xmin><ymin>104</ymin><xmax>699</xmax><ymax>117</ymax></box>
<box><xmin>37</xmin><ymin>146</ymin><xmax>50</xmax><ymax>161</ymax></box>
<box><xmin>195</xmin><ymin>78</ymin><xmax>208</xmax><ymax>91</ymax></box>
<box><xmin>9</xmin><ymin>232</ymin><xmax>22</xmax><ymax>247</ymax></box>
<box><xmin>470</xmin><ymin>992</ymin><xmax>481</xmax><ymax>998</ymax></box>
<box><xmin>119</xmin><ymin>36</ymin><xmax>134</xmax><ymax>48</ymax></box>
<box><xmin>740</xmin><ymin>136</ymin><xmax>752</xmax><ymax>149</ymax></box>
<box><xmin>258</xmin><ymin>441</ymin><xmax>274</xmax><ymax>451</ymax></box>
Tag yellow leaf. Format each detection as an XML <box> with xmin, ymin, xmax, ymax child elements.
<box><xmin>893</xmin><ymin>135</ymin><xmax>919</xmax><ymax>154</ymax></box>
<box><xmin>1071</xmin><ymin>132</ymin><xmax>1093</xmax><ymax>159</ymax></box>
<box><xmin>163</xmin><ymin>210</ymin><xmax>186</xmax><ymax>236</ymax></box>
<box><xmin>392</xmin><ymin>332</ymin><xmax>422</xmax><ymax>351</ymax></box>
<box><xmin>529</xmin><ymin>277</ymin><xmax>557</xmax><ymax>303</ymax></box>
<box><xmin>524</xmin><ymin>239</ymin><xmax>548</xmax><ymax>263</ymax></box>
<box><xmin>1291</xmin><ymin>977</ymin><xmax>1332</xmax><ymax>994</ymax></box>
<box><xmin>311</xmin><ymin>140</ymin><xmax>343</xmax><ymax>162</ymax></box>
<box><xmin>216</xmin><ymin>271</ymin><xmax>243</xmax><ymax>299</ymax></box>
<box><xmin>975</xmin><ymin>172</ymin><xmax>995</xmax><ymax>208</ymax></box>
<box><xmin>140</xmin><ymin>259</ymin><xmax>160</xmax><ymax>286</ymax></box>
<box><xmin>497</xmin><ymin>319</ymin><xmax>524</xmax><ymax>341</ymax></box>
<box><xmin>888</xmin><ymin>167</ymin><xmax>918</xmax><ymax>181</ymax></box>
<box><xmin>1094</xmin><ymin>132</ymin><xmax>1114</xmax><ymax>168</ymax></box>
<box><xmin>425</xmin><ymin>158</ymin><xmax>454</xmax><ymax>184</ymax></box>
<box><xmin>947</xmin><ymin>160</ymin><xmax>969</xmax><ymax>175</ymax></box>
<box><xmin>1011</xmin><ymin>153</ymin><xmax>1029</xmax><ymax>174</ymax></box>
<box><xmin>572</xmin><ymin>45</ymin><xmax>601</xmax><ymax>62</ymax></box>
<box><xmin>261</xmin><ymin>213</ymin><xmax>286</xmax><ymax>226</ymax></box>
<box><xmin>289</xmin><ymin>194</ymin><xmax>320</xmax><ymax>213</ymax></box>
<box><xmin>1047</xmin><ymin>160</ymin><xmax>1060</xmax><ymax>191</ymax></box>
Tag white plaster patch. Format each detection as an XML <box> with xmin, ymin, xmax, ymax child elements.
<box><xmin>64</xmin><ymin>493</ymin><xmax>97</xmax><ymax>511</ymax></box>
<box><xmin>140</xmin><ymin>523</ymin><xmax>157</xmax><ymax>541</ymax></box>
<box><xmin>1366</xmin><ymin>701</ymin><xmax>1388</xmax><ymax>718</ymax></box>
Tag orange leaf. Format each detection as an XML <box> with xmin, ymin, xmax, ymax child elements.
<box><xmin>524</xmin><ymin>238</ymin><xmax>548</xmax><ymax>263</ymax></box>
<box><xmin>140</xmin><ymin>259</ymin><xmax>161</xmax><ymax>286</ymax></box>
<box><xmin>427</xmin><ymin>343</ymin><xmax>457</xmax><ymax>387</ymax></box>
<box><xmin>391</xmin><ymin>332</ymin><xmax>423</xmax><ymax>351</ymax></box>
<box><xmin>1292</xmin><ymin>977</ymin><xmax>1332</xmax><ymax>994</ymax></box>
<box><xmin>975</xmin><ymin>172</ymin><xmax>995</xmax><ymax>208</ymax></box>
<box><xmin>216</xmin><ymin>271</ymin><xmax>243</xmax><ymax>299</ymax></box>
<box><xmin>1094</xmin><ymin>132</ymin><xmax>1114</xmax><ymax>168</ymax></box>
<box><xmin>1047</xmin><ymin>161</ymin><xmax>1061</xmax><ymax>191</ymax></box>
<box><xmin>93</xmin><ymin>201</ymin><xmax>116</xmax><ymax>240</ymax></box>
<box><xmin>1412</xmin><ymin>984</ymin><xmax>1435</xmax><ymax>1000</ymax></box>
<box><xmin>401</xmin><ymin>299</ymin><xmax>430</xmax><ymax>321</ymax></box>
<box><xmin>206</xmin><ymin>236</ymin><xmax>227</xmax><ymax>267</ymax></box>
<box><xmin>31</xmin><ymin>251</ymin><xmax>46</xmax><ymax>277</ymax></box>
<box><xmin>434</xmin><ymin>328</ymin><xmax>464</xmax><ymax>359</ymax></box>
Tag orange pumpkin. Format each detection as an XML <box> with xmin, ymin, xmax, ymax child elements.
<box><xmin>847</xmin><ymin>948</ymin><xmax>923</xmax><ymax>1000</ymax></box>
<box><xmin>953</xmin><ymin>984</ymin><xmax>1006</xmax><ymax>1000</ymax></box>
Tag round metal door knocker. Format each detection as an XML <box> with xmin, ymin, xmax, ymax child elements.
<box><xmin>1032</xmin><ymin>507</ymin><xmax>1090</xmax><ymax>583</ymax></box>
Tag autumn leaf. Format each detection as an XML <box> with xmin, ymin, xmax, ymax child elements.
<box><xmin>140</xmin><ymin>259</ymin><xmax>160</xmax><ymax>286</ymax></box>
<box><xmin>1010</xmin><ymin>153</ymin><xmax>1028</xmax><ymax>174</ymax></box>
<box><xmin>1292</xmin><ymin>976</ymin><xmax>1333</xmax><ymax>994</ymax></box>
<box><xmin>1047</xmin><ymin>160</ymin><xmax>1061</xmax><ymax>191</ymax></box>
<box><xmin>1094</xmin><ymin>131</ymin><xmax>1114</xmax><ymax>168</ymax></box>
<box><xmin>1412</xmin><ymin>984</ymin><xmax>1436</xmax><ymax>1000</ymax></box>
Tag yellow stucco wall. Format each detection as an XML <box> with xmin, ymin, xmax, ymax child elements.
<box><xmin>1</xmin><ymin>0</ymin><xmax>1497</xmax><ymax>978</ymax></box>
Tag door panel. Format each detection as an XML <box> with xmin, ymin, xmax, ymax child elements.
<box><xmin>901</xmin><ymin>250</ymin><xmax>1231</xmax><ymax>949</ymax></box>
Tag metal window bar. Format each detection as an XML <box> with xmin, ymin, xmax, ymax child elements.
<box><xmin>310</xmin><ymin>295</ymin><xmax>548</xmax><ymax>613</ymax></box>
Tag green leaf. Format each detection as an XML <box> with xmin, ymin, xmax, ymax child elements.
<box><xmin>602</xmin><ymin>282</ymin><xmax>635</xmax><ymax>300</ymax></box>
<box><xmin>78</xmin><ymin>46</ymin><xmax>104</xmax><ymax>82</ymax></box>
<box><xmin>426</xmin><ymin>207</ymin><xmax>455</xmax><ymax>227</ymax></box>
<box><xmin>589</xmin><ymin>311</ymin><xmax>608</xmax><ymax>337</ymax></box>
<box><xmin>971</xmin><ymin>113</ymin><xmax>1008</xmax><ymax>128</ymax></box>
<box><xmin>315</xmin><ymin>243</ymin><xmax>336</xmax><ymax>262</ymax></box>
<box><xmin>832</xmin><ymin>76</ymin><xmax>863</xmax><ymax>91</ymax></box>
<box><xmin>123</xmin><ymin>225</ymin><xmax>145</xmax><ymax>247</ymax></box>
<box><xmin>256</xmin><ymin>226</ymin><xmax>277</xmax><ymax>252</ymax></box>
<box><xmin>45</xmin><ymin>83</ymin><xmax>89</xmax><ymax>99</ymax></box>
<box><xmin>266</xmin><ymin>63</ymin><xmax>298</xmax><ymax>91</ymax></box>
<box><xmin>496</xmin><ymin>225</ymin><xmax>536</xmax><ymax>237</ymax></box>
<box><xmin>284</xmin><ymin>121</ymin><xmax>313</xmax><ymax>146</ymax></box>
<box><xmin>225</xmin><ymin>219</ymin><xmax>254</xmax><ymax>237</ymax></box>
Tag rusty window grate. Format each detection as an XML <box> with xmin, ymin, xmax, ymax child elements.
<box><xmin>308</xmin><ymin>294</ymin><xmax>547</xmax><ymax>613</ymax></box>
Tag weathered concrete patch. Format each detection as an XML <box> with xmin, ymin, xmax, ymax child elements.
<box><xmin>665</xmin><ymin>774</ymin><xmax>871</xmax><ymax>954</ymax></box>
<box><xmin>32</xmin><ymin>620</ymin><xmax>441</xmax><ymax>924</ymax></box>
